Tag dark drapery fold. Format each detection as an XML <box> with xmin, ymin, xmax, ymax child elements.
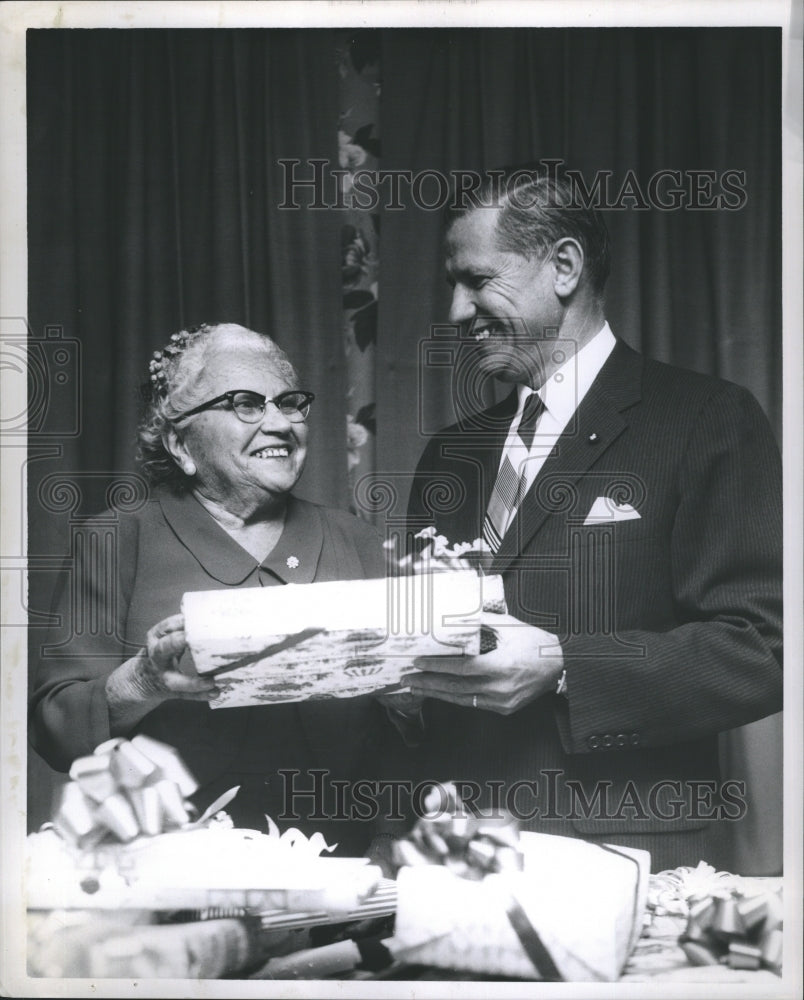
<box><xmin>27</xmin><ymin>28</ymin><xmax>782</xmax><ymax>871</ymax></box>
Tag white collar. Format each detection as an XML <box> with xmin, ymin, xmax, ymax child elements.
<box><xmin>516</xmin><ymin>322</ymin><xmax>617</xmax><ymax>424</ymax></box>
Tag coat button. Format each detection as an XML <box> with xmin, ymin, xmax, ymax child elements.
<box><xmin>629</xmin><ymin>732</ymin><xmax>641</xmax><ymax>747</ymax></box>
<box><xmin>616</xmin><ymin>733</ymin><xmax>628</xmax><ymax>747</ymax></box>
<box><xmin>601</xmin><ymin>733</ymin><xmax>613</xmax><ymax>749</ymax></box>
<box><xmin>587</xmin><ymin>735</ymin><xmax>600</xmax><ymax>750</ymax></box>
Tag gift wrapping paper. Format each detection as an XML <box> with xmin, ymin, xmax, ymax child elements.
<box><xmin>183</xmin><ymin>570</ymin><xmax>505</xmax><ymax>707</ymax></box>
<box><xmin>393</xmin><ymin>831</ymin><xmax>649</xmax><ymax>980</ymax></box>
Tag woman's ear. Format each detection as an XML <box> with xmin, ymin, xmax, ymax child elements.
<box><xmin>551</xmin><ymin>237</ymin><xmax>584</xmax><ymax>298</ymax></box>
<box><xmin>163</xmin><ymin>426</ymin><xmax>197</xmax><ymax>477</ymax></box>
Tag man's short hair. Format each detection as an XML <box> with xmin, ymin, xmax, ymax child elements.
<box><xmin>446</xmin><ymin>164</ymin><xmax>611</xmax><ymax>297</ymax></box>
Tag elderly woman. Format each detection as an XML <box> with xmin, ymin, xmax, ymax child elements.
<box><xmin>30</xmin><ymin>322</ymin><xmax>386</xmax><ymax>853</ymax></box>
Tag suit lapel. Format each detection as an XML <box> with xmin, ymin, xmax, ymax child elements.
<box><xmin>472</xmin><ymin>389</ymin><xmax>519</xmax><ymax>511</ymax></box>
<box><xmin>492</xmin><ymin>340</ymin><xmax>643</xmax><ymax>574</ymax></box>
<box><xmin>439</xmin><ymin>389</ymin><xmax>519</xmax><ymax>515</ymax></box>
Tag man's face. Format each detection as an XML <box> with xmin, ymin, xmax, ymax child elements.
<box><xmin>445</xmin><ymin>208</ymin><xmax>562</xmax><ymax>386</ymax></box>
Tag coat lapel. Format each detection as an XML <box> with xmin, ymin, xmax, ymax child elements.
<box><xmin>492</xmin><ymin>340</ymin><xmax>643</xmax><ymax>574</ymax></box>
<box><xmin>452</xmin><ymin>388</ymin><xmax>519</xmax><ymax>513</ymax></box>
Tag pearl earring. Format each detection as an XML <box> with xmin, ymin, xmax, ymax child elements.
<box><xmin>183</xmin><ymin>460</ymin><xmax>196</xmax><ymax>476</ymax></box>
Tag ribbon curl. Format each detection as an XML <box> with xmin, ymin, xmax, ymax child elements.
<box><xmin>391</xmin><ymin>782</ymin><xmax>524</xmax><ymax>880</ymax></box>
<box><xmin>385</xmin><ymin>528</ymin><xmax>499</xmax><ymax>583</ymax></box>
<box><xmin>52</xmin><ymin>735</ymin><xmax>233</xmax><ymax>848</ymax></box>
<box><xmin>680</xmin><ymin>887</ymin><xmax>783</xmax><ymax>974</ymax></box>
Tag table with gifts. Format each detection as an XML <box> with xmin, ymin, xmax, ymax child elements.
<box><xmin>25</xmin><ymin>737</ymin><xmax>785</xmax><ymax>984</ymax></box>
<box><xmin>26</xmin><ymin>548</ymin><xmax>786</xmax><ymax>984</ymax></box>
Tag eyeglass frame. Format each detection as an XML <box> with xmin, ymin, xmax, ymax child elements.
<box><xmin>172</xmin><ymin>389</ymin><xmax>315</xmax><ymax>424</ymax></box>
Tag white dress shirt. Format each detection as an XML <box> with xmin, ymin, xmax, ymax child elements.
<box><xmin>496</xmin><ymin>323</ymin><xmax>617</xmax><ymax>534</ymax></box>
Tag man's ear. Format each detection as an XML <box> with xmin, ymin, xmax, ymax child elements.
<box><xmin>551</xmin><ymin>238</ymin><xmax>584</xmax><ymax>298</ymax></box>
<box><xmin>163</xmin><ymin>426</ymin><xmax>197</xmax><ymax>478</ymax></box>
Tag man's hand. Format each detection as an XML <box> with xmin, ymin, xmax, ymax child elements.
<box><xmin>407</xmin><ymin>612</ymin><xmax>564</xmax><ymax>715</ymax></box>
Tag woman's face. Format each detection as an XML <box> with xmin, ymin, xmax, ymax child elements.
<box><xmin>170</xmin><ymin>338</ymin><xmax>308</xmax><ymax>517</ymax></box>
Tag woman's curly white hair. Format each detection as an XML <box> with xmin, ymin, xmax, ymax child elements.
<box><xmin>137</xmin><ymin>323</ymin><xmax>298</xmax><ymax>492</ymax></box>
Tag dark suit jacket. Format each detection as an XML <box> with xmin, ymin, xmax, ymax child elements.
<box><xmin>404</xmin><ymin>340</ymin><xmax>782</xmax><ymax>870</ymax></box>
<box><xmin>30</xmin><ymin>489</ymin><xmax>387</xmax><ymax>854</ymax></box>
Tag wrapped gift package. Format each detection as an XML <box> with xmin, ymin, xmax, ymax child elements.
<box><xmin>183</xmin><ymin>570</ymin><xmax>505</xmax><ymax>707</ymax></box>
<box><xmin>27</xmin><ymin>910</ymin><xmax>264</xmax><ymax>980</ymax></box>
<box><xmin>393</xmin><ymin>831</ymin><xmax>650</xmax><ymax>981</ymax></box>
<box><xmin>27</xmin><ymin>823</ymin><xmax>381</xmax><ymax>915</ymax></box>
<box><xmin>27</xmin><ymin>736</ymin><xmax>391</xmax><ymax>979</ymax></box>
<box><xmin>28</xmin><ymin>735</ymin><xmax>381</xmax><ymax>916</ymax></box>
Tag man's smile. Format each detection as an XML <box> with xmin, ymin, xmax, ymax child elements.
<box><xmin>472</xmin><ymin>320</ymin><xmax>513</xmax><ymax>341</ymax></box>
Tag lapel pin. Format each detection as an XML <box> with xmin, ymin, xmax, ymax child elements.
<box><xmin>588</xmin><ymin>432</ymin><xmax>599</xmax><ymax>443</ymax></box>
<box><xmin>286</xmin><ymin>556</ymin><xmax>300</xmax><ymax>569</ymax></box>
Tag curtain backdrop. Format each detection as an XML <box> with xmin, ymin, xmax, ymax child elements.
<box><xmin>27</xmin><ymin>28</ymin><xmax>782</xmax><ymax>872</ymax></box>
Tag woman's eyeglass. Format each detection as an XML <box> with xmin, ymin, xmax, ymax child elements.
<box><xmin>173</xmin><ymin>389</ymin><xmax>315</xmax><ymax>424</ymax></box>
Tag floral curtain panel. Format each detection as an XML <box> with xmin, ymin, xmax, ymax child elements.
<box><xmin>338</xmin><ymin>32</ymin><xmax>381</xmax><ymax>510</ymax></box>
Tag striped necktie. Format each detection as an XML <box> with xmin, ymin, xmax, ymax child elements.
<box><xmin>482</xmin><ymin>392</ymin><xmax>544</xmax><ymax>553</ymax></box>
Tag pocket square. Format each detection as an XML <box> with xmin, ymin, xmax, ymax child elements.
<box><xmin>583</xmin><ymin>496</ymin><xmax>642</xmax><ymax>525</ymax></box>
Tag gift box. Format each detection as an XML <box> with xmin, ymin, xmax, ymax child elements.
<box><xmin>391</xmin><ymin>825</ymin><xmax>649</xmax><ymax>981</ymax></box>
<box><xmin>183</xmin><ymin>570</ymin><xmax>505</xmax><ymax>707</ymax></box>
<box><xmin>27</xmin><ymin>822</ymin><xmax>381</xmax><ymax>915</ymax></box>
<box><xmin>27</xmin><ymin>738</ymin><xmax>389</xmax><ymax>979</ymax></box>
<box><xmin>28</xmin><ymin>736</ymin><xmax>382</xmax><ymax>918</ymax></box>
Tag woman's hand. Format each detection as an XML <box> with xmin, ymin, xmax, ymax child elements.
<box><xmin>106</xmin><ymin>613</ymin><xmax>218</xmax><ymax>734</ymax></box>
<box><xmin>137</xmin><ymin>614</ymin><xmax>218</xmax><ymax>699</ymax></box>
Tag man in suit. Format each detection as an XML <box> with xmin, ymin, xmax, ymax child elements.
<box><xmin>400</xmin><ymin>166</ymin><xmax>782</xmax><ymax>872</ymax></box>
